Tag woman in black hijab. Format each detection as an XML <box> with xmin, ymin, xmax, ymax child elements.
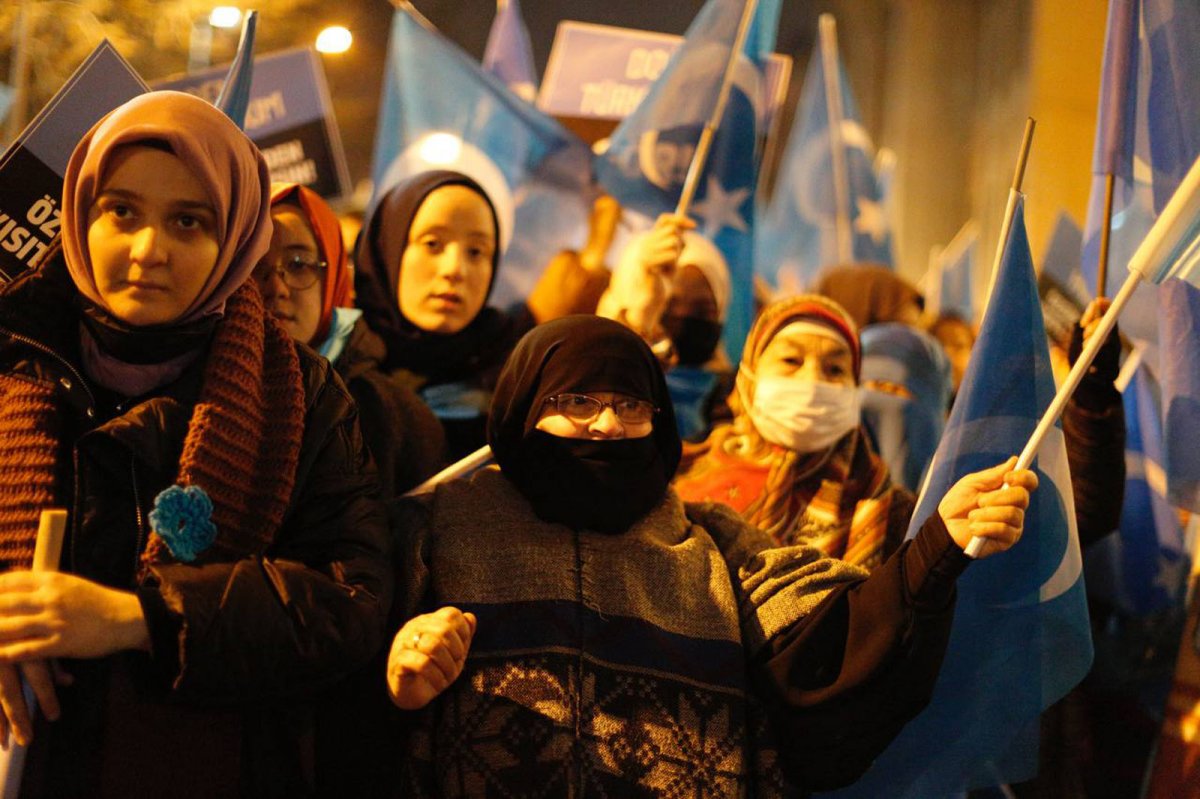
<box><xmin>384</xmin><ymin>315</ymin><xmax>1036</xmax><ymax>796</ymax></box>
<box><xmin>355</xmin><ymin>171</ymin><xmax>528</xmax><ymax>460</ymax></box>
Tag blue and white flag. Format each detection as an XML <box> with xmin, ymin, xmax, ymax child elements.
<box><xmin>482</xmin><ymin>0</ymin><xmax>538</xmax><ymax>102</ymax></box>
<box><xmin>1041</xmin><ymin>212</ymin><xmax>1087</xmax><ymax>306</ymax></box>
<box><xmin>756</xmin><ymin>14</ymin><xmax>892</xmax><ymax>296</ymax></box>
<box><xmin>1037</xmin><ymin>212</ymin><xmax>1087</xmax><ymax>349</ymax></box>
<box><xmin>593</xmin><ymin>0</ymin><xmax>779</xmax><ymax>362</ymax></box>
<box><xmin>827</xmin><ymin>198</ymin><xmax>1092</xmax><ymax>796</ymax></box>
<box><xmin>215</xmin><ymin>11</ymin><xmax>257</xmax><ymax>130</ymax></box>
<box><xmin>1085</xmin><ymin>359</ymin><xmax>1187</xmax><ymax>616</ymax></box>
<box><xmin>932</xmin><ymin>223</ymin><xmax>978</xmax><ymax>322</ymax></box>
<box><xmin>370</xmin><ymin>8</ymin><xmax>592</xmax><ymax>309</ymax></box>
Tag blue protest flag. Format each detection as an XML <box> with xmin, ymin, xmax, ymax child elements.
<box><xmin>826</xmin><ymin>198</ymin><xmax>1092</xmax><ymax>797</ymax></box>
<box><xmin>937</xmin><ymin>227</ymin><xmax>977</xmax><ymax>322</ymax></box>
<box><xmin>593</xmin><ymin>0</ymin><xmax>770</xmax><ymax>362</ymax></box>
<box><xmin>214</xmin><ymin>11</ymin><xmax>257</xmax><ymax>130</ymax></box>
<box><xmin>1095</xmin><ymin>0</ymin><xmax>1140</xmax><ymax>180</ymax></box>
<box><xmin>1041</xmin><ymin>212</ymin><xmax>1087</xmax><ymax>305</ymax></box>
<box><xmin>370</xmin><ymin>8</ymin><xmax>592</xmax><ymax>310</ymax></box>
<box><xmin>755</xmin><ymin>16</ymin><xmax>892</xmax><ymax>296</ymax></box>
<box><xmin>1159</xmin><ymin>279</ymin><xmax>1200</xmax><ymax>511</ymax></box>
<box><xmin>481</xmin><ymin>0</ymin><xmax>538</xmax><ymax>102</ymax></box>
<box><xmin>1085</xmin><ymin>360</ymin><xmax>1187</xmax><ymax>616</ymax></box>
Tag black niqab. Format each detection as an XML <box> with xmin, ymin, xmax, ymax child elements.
<box><xmin>488</xmin><ymin>316</ymin><xmax>682</xmax><ymax>534</ymax></box>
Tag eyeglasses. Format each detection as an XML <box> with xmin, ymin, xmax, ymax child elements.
<box><xmin>253</xmin><ymin>255</ymin><xmax>327</xmax><ymax>290</ymax></box>
<box><xmin>543</xmin><ymin>393</ymin><xmax>658</xmax><ymax>425</ymax></box>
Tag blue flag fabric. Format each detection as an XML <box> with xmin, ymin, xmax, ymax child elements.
<box><xmin>1085</xmin><ymin>360</ymin><xmax>1188</xmax><ymax>616</ymax></box>
<box><xmin>1041</xmin><ymin>212</ymin><xmax>1088</xmax><ymax>306</ymax></box>
<box><xmin>370</xmin><ymin>8</ymin><xmax>592</xmax><ymax>310</ymax></box>
<box><xmin>937</xmin><ymin>230</ymin><xmax>977</xmax><ymax>322</ymax></box>
<box><xmin>481</xmin><ymin>0</ymin><xmax>538</xmax><ymax>102</ymax></box>
<box><xmin>593</xmin><ymin>0</ymin><xmax>774</xmax><ymax>362</ymax></box>
<box><xmin>825</xmin><ymin>198</ymin><xmax>1093</xmax><ymax>797</ymax></box>
<box><xmin>755</xmin><ymin>21</ymin><xmax>892</xmax><ymax>296</ymax></box>
<box><xmin>214</xmin><ymin>11</ymin><xmax>257</xmax><ymax>130</ymax></box>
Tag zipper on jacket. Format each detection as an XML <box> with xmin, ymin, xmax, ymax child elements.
<box><xmin>0</xmin><ymin>324</ymin><xmax>97</xmax><ymax>418</ymax></box>
<box><xmin>68</xmin><ymin>447</ymin><xmax>82</xmax><ymax>574</ymax></box>
<box><xmin>130</xmin><ymin>456</ymin><xmax>147</xmax><ymax>578</ymax></box>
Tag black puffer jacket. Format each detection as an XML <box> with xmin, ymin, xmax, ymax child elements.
<box><xmin>0</xmin><ymin>257</ymin><xmax>392</xmax><ymax>799</ymax></box>
<box><xmin>334</xmin><ymin>317</ymin><xmax>447</xmax><ymax>499</ymax></box>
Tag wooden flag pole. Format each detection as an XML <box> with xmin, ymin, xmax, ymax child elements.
<box><xmin>675</xmin><ymin>0</ymin><xmax>761</xmax><ymax>217</ymax></box>
<box><xmin>962</xmin><ymin>269</ymin><xmax>1141</xmax><ymax>558</ymax></box>
<box><xmin>1097</xmin><ymin>172</ymin><xmax>1117</xmax><ymax>298</ymax></box>
<box><xmin>818</xmin><ymin>14</ymin><xmax>853</xmax><ymax>263</ymax></box>
<box><xmin>980</xmin><ymin>118</ymin><xmax>1037</xmax><ymax>318</ymax></box>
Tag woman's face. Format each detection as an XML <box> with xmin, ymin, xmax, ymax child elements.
<box><xmin>253</xmin><ymin>205</ymin><xmax>324</xmax><ymax>345</ymax></box>
<box><xmin>535</xmin><ymin>391</ymin><xmax>654</xmax><ymax>440</ymax></box>
<box><xmin>86</xmin><ymin>146</ymin><xmax>220</xmax><ymax>326</ymax></box>
<box><xmin>397</xmin><ymin>185</ymin><xmax>496</xmax><ymax>334</ymax></box>
<box><xmin>755</xmin><ymin>328</ymin><xmax>855</xmax><ymax>386</ymax></box>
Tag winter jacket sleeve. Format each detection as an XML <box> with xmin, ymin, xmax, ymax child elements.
<box><xmin>347</xmin><ymin>369</ymin><xmax>448</xmax><ymax>501</ymax></box>
<box><xmin>138</xmin><ymin>353</ymin><xmax>393</xmax><ymax>702</ymax></box>
<box><xmin>1065</xmin><ymin>317</ymin><xmax>1125</xmax><ymax>548</ymax></box>
<box><xmin>691</xmin><ymin>500</ymin><xmax>968</xmax><ymax>791</ymax></box>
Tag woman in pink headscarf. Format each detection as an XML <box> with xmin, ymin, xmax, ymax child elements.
<box><xmin>0</xmin><ymin>92</ymin><xmax>390</xmax><ymax>797</ymax></box>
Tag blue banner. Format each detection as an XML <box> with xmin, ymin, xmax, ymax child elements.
<box><xmin>156</xmin><ymin>47</ymin><xmax>350</xmax><ymax>200</ymax></box>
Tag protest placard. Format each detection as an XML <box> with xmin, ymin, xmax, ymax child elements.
<box><xmin>0</xmin><ymin>41</ymin><xmax>148</xmax><ymax>282</ymax></box>
<box><xmin>155</xmin><ymin>48</ymin><xmax>350</xmax><ymax>200</ymax></box>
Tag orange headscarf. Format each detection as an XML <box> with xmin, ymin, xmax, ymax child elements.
<box><xmin>268</xmin><ymin>182</ymin><xmax>352</xmax><ymax>344</ymax></box>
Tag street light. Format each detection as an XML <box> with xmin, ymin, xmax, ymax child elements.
<box><xmin>209</xmin><ymin>6</ymin><xmax>242</xmax><ymax>29</ymax></box>
<box><xmin>315</xmin><ymin>26</ymin><xmax>352</xmax><ymax>55</ymax></box>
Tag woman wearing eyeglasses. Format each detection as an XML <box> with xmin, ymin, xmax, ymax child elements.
<box><xmin>383</xmin><ymin>314</ymin><xmax>1037</xmax><ymax>795</ymax></box>
<box><xmin>254</xmin><ymin>183</ymin><xmax>447</xmax><ymax>500</ymax></box>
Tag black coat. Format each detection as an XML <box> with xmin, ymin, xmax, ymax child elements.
<box><xmin>333</xmin><ymin>317</ymin><xmax>448</xmax><ymax>499</ymax></box>
<box><xmin>0</xmin><ymin>258</ymin><xmax>392</xmax><ymax>799</ymax></box>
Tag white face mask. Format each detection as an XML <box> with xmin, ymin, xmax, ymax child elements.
<box><xmin>747</xmin><ymin>376</ymin><xmax>862</xmax><ymax>454</ymax></box>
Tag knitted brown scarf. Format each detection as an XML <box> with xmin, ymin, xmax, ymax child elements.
<box><xmin>0</xmin><ymin>281</ymin><xmax>304</xmax><ymax>569</ymax></box>
<box><xmin>159</xmin><ymin>281</ymin><xmax>305</xmax><ymax>561</ymax></box>
<box><xmin>0</xmin><ymin>374</ymin><xmax>61</xmax><ymax>569</ymax></box>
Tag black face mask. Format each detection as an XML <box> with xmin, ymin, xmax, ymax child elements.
<box><xmin>508</xmin><ymin>430</ymin><xmax>671</xmax><ymax>534</ymax></box>
<box><xmin>661</xmin><ymin>315</ymin><xmax>723</xmax><ymax>366</ymax></box>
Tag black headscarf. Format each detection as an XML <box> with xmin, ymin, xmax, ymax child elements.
<box><xmin>354</xmin><ymin>170</ymin><xmax>511</xmax><ymax>382</ymax></box>
<box><xmin>489</xmin><ymin>315</ymin><xmax>682</xmax><ymax>534</ymax></box>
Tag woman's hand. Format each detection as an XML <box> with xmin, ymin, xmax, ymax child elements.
<box><xmin>387</xmin><ymin>606</ymin><xmax>476</xmax><ymax>710</ymax></box>
<box><xmin>0</xmin><ymin>571</ymin><xmax>150</xmax><ymax>662</ymax></box>
<box><xmin>0</xmin><ymin>660</ymin><xmax>72</xmax><ymax>749</ymax></box>
<box><xmin>937</xmin><ymin>457</ymin><xmax>1039</xmax><ymax>559</ymax></box>
<box><xmin>620</xmin><ymin>213</ymin><xmax>696</xmax><ymax>337</ymax></box>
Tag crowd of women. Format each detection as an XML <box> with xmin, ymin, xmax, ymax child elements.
<box><xmin>0</xmin><ymin>90</ymin><xmax>1126</xmax><ymax>798</ymax></box>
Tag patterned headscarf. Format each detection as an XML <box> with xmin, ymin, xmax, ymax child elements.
<box><xmin>674</xmin><ymin>295</ymin><xmax>910</xmax><ymax>569</ymax></box>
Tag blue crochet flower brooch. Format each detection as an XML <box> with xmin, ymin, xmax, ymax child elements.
<box><xmin>148</xmin><ymin>484</ymin><xmax>218</xmax><ymax>563</ymax></box>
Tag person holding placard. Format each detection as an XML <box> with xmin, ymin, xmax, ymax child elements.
<box><xmin>0</xmin><ymin>91</ymin><xmax>390</xmax><ymax>798</ymax></box>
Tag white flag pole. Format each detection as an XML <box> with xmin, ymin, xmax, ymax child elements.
<box><xmin>818</xmin><ymin>14</ymin><xmax>853</xmax><ymax>263</ymax></box>
<box><xmin>0</xmin><ymin>509</ymin><xmax>67</xmax><ymax>799</ymax></box>
<box><xmin>404</xmin><ymin>445</ymin><xmax>495</xmax><ymax>496</ymax></box>
<box><xmin>675</xmin><ymin>0</ymin><xmax>761</xmax><ymax>217</ymax></box>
